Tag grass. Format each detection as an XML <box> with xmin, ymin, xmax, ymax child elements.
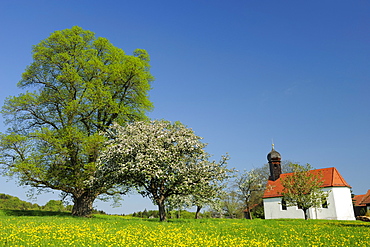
<box><xmin>0</xmin><ymin>210</ymin><xmax>369</xmax><ymax>246</ymax></box>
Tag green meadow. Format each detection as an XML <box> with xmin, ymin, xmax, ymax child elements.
<box><xmin>0</xmin><ymin>210</ymin><xmax>369</xmax><ymax>246</ymax></box>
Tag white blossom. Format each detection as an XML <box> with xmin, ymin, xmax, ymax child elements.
<box><xmin>96</xmin><ymin>120</ymin><xmax>232</xmax><ymax>221</ymax></box>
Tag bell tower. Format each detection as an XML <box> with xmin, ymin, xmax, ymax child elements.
<box><xmin>267</xmin><ymin>144</ymin><xmax>282</xmax><ymax>181</ymax></box>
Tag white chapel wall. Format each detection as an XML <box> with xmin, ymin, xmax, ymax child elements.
<box><xmin>310</xmin><ymin>187</ymin><xmax>337</xmax><ymax>220</ymax></box>
<box><xmin>263</xmin><ymin>187</ymin><xmax>355</xmax><ymax>220</ymax></box>
<box><xmin>263</xmin><ymin>197</ymin><xmax>304</xmax><ymax>219</ymax></box>
<box><xmin>330</xmin><ymin>187</ymin><xmax>355</xmax><ymax>220</ymax></box>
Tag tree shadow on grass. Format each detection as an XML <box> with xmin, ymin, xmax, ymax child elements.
<box><xmin>328</xmin><ymin>222</ymin><xmax>370</xmax><ymax>228</ymax></box>
<box><xmin>1</xmin><ymin>209</ymin><xmax>72</xmax><ymax>217</ymax></box>
<box><xmin>338</xmin><ymin>224</ymin><xmax>370</xmax><ymax>228</ymax></box>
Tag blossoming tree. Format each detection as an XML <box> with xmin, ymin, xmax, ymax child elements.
<box><xmin>97</xmin><ymin>120</ymin><xmax>231</xmax><ymax>221</ymax></box>
<box><xmin>281</xmin><ymin>164</ymin><xmax>329</xmax><ymax>220</ymax></box>
<box><xmin>234</xmin><ymin>169</ymin><xmax>264</xmax><ymax>219</ymax></box>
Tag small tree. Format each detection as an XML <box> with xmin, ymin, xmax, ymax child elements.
<box><xmin>235</xmin><ymin>169</ymin><xmax>263</xmax><ymax>219</ymax></box>
<box><xmin>166</xmin><ymin>164</ymin><xmax>232</xmax><ymax>219</ymax></box>
<box><xmin>281</xmin><ymin>164</ymin><xmax>329</xmax><ymax>220</ymax></box>
<box><xmin>222</xmin><ymin>191</ymin><xmax>244</xmax><ymax>218</ymax></box>
<box><xmin>192</xmin><ymin>182</ymin><xmax>228</xmax><ymax>219</ymax></box>
<box><xmin>97</xmin><ymin>120</ymin><xmax>230</xmax><ymax>221</ymax></box>
<box><xmin>166</xmin><ymin>177</ymin><xmax>231</xmax><ymax>219</ymax></box>
<box><xmin>208</xmin><ymin>194</ymin><xmax>226</xmax><ymax>218</ymax></box>
<box><xmin>165</xmin><ymin>194</ymin><xmax>192</xmax><ymax>219</ymax></box>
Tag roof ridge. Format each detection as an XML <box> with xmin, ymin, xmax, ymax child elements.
<box><xmin>330</xmin><ymin>167</ymin><xmax>335</xmax><ymax>186</ymax></box>
<box><xmin>332</xmin><ymin>167</ymin><xmax>350</xmax><ymax>187</ymax></box>
<box><xmin>361</xmin><ymin>190</ymin><xmax>370</xmax><ymax>204</ymax></box>
<box><xmin>263</xmin><ymin>167</ymin><xmax>351</xmax><ymax>198</ymax></box>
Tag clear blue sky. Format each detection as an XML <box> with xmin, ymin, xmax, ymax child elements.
<box><xmin>0</xmin><ymin>0</ymin><xmax>369</xmax><ymax>214</ymax></box>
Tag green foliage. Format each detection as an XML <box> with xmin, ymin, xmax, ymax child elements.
<box><xmin>359</xmin><ymin>207</ymin><xmax>367</xmax><ymax>216</ymax></box>
<box><xmin>0</xmin><ymin>26</ymin><xmax>154</xmax><ymax>216</ymax></box>
<box><xmin>42</xmin><ymin>200</ymin><xmax>66</xmax><ymax>212</ymax></box>
<box><xmin>131</xmin><ymin>208</ymin><xmax>199</xmax><ymax>219</ymax></box>
<box><xmin>166</xmin><ymin>210</ymin><xmax>196</xmax><ymax>219</ymax></box>
<box><xmin>131</xmin><ymin>209</ymin><xmax>160</xmax><ymax>218</ymax></box>
<box><xmin>198</xmin><ymin>210</ymin><xmax>212</xmax><ymax>218</ymax></box>
<box><xmin>281</xmin><ymin>164</ymin><xmax>329</xmax><ymax>220</ymax></box>
<box><xmin>0</xmin><ymin>194</ymin><xmax>40</xmax><ymax>210</ymax></box>
<box><xmin>0</xmin><ymin>209</ymin><xmax>72</xmax><ymax>216</ymax></box>
<box><xmin>250</xmin><ymin>203</ymin><xmax>265</xmax><ymax>219</ymax></box>
<box><xmin>221</xmin><ymin>191</ymin><xmax>244</xmax><ymax>219</ymax></box>
<box><xmin>0</xmin><ymin>193</ymin><xmax>73</xmax><ymax>212</ymax></box>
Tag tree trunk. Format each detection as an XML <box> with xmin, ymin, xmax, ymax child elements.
<box><xmin>246</xmin><ymin>201</ymin><xmax>253</xmax><ymax>220</ymax></box>
<box><xmin>246</xmin><ymin>208</ymin><xmax>253</xmax><ymax>219</ymax></box>
<box><xmin>72</xmin><ymin>192</ymin><xmax>97</xmax><ymax>217</ymax></box>
<box><xmin>157</xmin><ymin>199</ymin><xmax>167</xmax><ymax>222</ymax></box>
<box><xmin>303</xmin><ymin>208</ymin><xmax>309</xmax><ymax>220</ymax></box>
<box><xmin>195</xmin><ymin>205</ymin><xmax>202</xmax><ymax>219</ymax></box>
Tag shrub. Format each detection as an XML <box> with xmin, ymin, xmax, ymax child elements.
<box><xmin>365</xmin><ymin>210</ymin><xmax>370</xmax><ymax>217</ymax></box>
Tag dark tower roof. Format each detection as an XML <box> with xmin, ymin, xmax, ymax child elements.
<box><xmin>267</xmin><ymin>144</ymin><xmax>281</xmax><ymax>161</ymax></box>
<box><xmin>267</xmin><ymin>144</ymin><xmax>282</xmax><ymax>181</ymax></box>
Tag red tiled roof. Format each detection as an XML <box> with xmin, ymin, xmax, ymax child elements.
<box><xmin>263</xmin><ymin>167</ymin><xmax>351</xmax><ymax>198</ymax></box>
<box><xmin>353</xmin><ymin>194</ymin><xmax>366</xmax><ymax>206</ymax></box>
<box><xmin>354</xmin><ymin>190</ymin><xmax>370</xmax><ymax>206</ymax></box>
<box><xmin>363</xmin><ymin>190</ymin><xmax>370</xmax><ymax>204</ymax></box>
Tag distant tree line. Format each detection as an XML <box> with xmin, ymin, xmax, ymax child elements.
<box><xmin>131</xmin><ymin>209</ymin><xmax>211</xmax><ymax>219</ymax></box>
<box><xmin>0</xmin><ymin>193</ymin><xmax>105</xmax><ymax>214</ymax></box>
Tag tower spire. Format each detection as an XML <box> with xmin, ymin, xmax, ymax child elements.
<box><xmin>267</xmin><ymin>144</ymin><xmax>282</xmax><ymax>181</ymax></box>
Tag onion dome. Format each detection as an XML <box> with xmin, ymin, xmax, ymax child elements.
<box><xmin>267</xmin><ymin>144</ymin><xmax>281</xmax><ymax>162</ymax></box>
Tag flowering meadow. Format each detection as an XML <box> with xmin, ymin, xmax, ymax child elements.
<box><xmin>0</xmin><ymin>212</ymin><xmax>369</xmax><ymax>246</ymax></box>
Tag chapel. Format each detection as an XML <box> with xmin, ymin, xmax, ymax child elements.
<box><xmin>262</xmin><ymin>145</ymin><xmax>355</xmax><ymax>220</ymax></box>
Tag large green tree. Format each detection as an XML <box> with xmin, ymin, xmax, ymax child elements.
<box><xmin>97</xmin><ymin>120</ymin><xmax>231</xmax><ymax>221</ymax></box>
<box><xmin>0</xmin><ymin>26</ymin><xmax>153</xmax><ymax>216</ymax></box>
